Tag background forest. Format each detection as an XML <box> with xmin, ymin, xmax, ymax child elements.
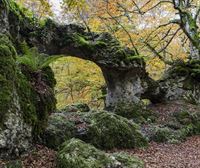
<box><xmin>15</xmin><ymin>0</ymin><xmax>192</xmax><ymax>109</ymax></box>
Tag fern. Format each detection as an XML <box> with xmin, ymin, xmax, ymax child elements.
<box><xmin>17</xmin><ymin>47</ymin><xmax>62</xmax><ymax>72</ymax></box>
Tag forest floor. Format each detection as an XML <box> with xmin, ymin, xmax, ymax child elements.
<box><xmin>1</xmin><ymin>136</ymin><xmax>200</xmax><ymax>168</ymax></box>
<box><xmin>0</xmin><ymin>101</ymin><xmax>200</xmax><ymax>168</ymax></box>
<box><xmin>116</xmin><ymin>136</ymin><xmax>200</xmax><ymax>168</ymax></box>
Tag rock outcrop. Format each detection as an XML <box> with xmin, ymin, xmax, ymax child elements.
<box><xmin>141</xmin><ymin>101</ymin><xmax>200</xmax><ymax>143</ymax></box>
<box><xmin>0</xmin><ymin>33</ymin><xmax>56</xmax><ymax>159</ymax></box>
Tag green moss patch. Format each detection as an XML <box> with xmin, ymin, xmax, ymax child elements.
<box><xmin>0</xmin><ymin>34</ymin><xmax>17</xmax><ymax>128</ymax></box>
<box><xmin>42</xmin><ymin>113</ymin><xmax>76</xmax><ymax>149</ymax></box>
<box><xmin>142</xmin><ymin>102</ymin><xmax>200</xmax><ymax>143</ymax></box>
<box><xmin>169</xmin><ymin>60</ymin><xmax>200</xmax><ymax>82</ymax></box>
<box><xmin>0</xmin><ymin>33</ymin><xmax>56</xmax><ymax>137</ymax></box>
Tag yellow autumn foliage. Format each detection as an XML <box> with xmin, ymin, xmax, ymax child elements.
<box><xmin>50</xmin><ymin>57</ymin><xmax>105</xmax><ymax>109</ymax></box>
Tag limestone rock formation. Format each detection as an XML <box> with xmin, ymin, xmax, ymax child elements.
<box><xmin>1</xmin><ymin>0</ymin><xmax>200</xmax><ymax>160</ymax></box>
<box><xmin>0</xmin><ymin>33</ymin><xmax>56</xmax><ymax>159</ymax></box>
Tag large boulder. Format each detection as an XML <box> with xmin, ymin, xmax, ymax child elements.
<box><xmin>57</xmin><ymin>138</ymin><xmax>144</xmax><ymax>168</ymax></box>
<box><xmin>43</xmin><ymin>111</ymin><xmax>148</xmax><ymax>150</ymax></box>
<box><xmin>173</xmin><ymin>110</ymin><xmax>200</xmax><ymax>134</ymax></box>
<box><xmin>42</xmin><ymin>113</ymin><xmax>76</xmax><ymax>149</ymax></box>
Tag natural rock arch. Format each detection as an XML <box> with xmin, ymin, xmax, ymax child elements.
<box><xmin>0</xmin><ymin>0</ymin><xmax>162</xmax><ymax>109</ymax></box>
<box><xmin>22</xmin><ymin>21</ymin><xmax>156</xmax><ymax>108</ymax></box>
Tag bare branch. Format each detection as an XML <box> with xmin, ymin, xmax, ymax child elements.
<box><xmin>144</xmin><ymin>41</ymin><xmax>173</xmax><ymax>65</ymax></box>
<box><xmin>158</xmin><ymin>28</ymin><xmax>181</xmax><ymax>53</ymax></box>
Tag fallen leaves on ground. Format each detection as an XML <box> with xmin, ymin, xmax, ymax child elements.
<box><xmin>22</xmin><ymin>145</ymin><xmax>56</xmax><ymax>168</ymax></box>
<box><xmin>111</xmin><ymin>136</ymin><xmax>200</xmax><ymax>168</ymax></box>
<box><xmin>1</xmin><ymin>136</ymin><xmax>200</xmax><ymax>168</ymax></box>
<box><xmin>0</xmin><ymin>145</ymin><xmax>56</xmax><ymax>168</ymax></box>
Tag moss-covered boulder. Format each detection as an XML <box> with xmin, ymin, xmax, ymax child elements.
<box><xmin>148</xmin><ymin>124</ymin><xmax>196</xmax><ymax>144</ymax></box>
<box><xmin>148</xmin><ymin>101</ymin><xmax>200</xmax><ymax>144</ymax></box>
<box><xmin>159</xmin><ymin>60</ymin><xmax>200</xmax><ymax>104</ymax></box>
<box><xmin>57</xmin><ymin>138</ymin><xmax>144</xmax><ymax>168</ymax></box>
<box><xmin>111</xmin><ymin>153</ymin><xmax>144</xmax><ymax>168</ymax></box>
<box><xmin>43</xmin><ymin>111</ymin><xmax>148</xmax><ymax>150</ymax></box>
<box><xmin>84</xmin><ymin>112</ymin><xmax>148</xmax><ymax>149</ymax></box>
<box><xmin>140</xmin><ymin>101</ymin><xmax>200</xmax><ymax>144</ymax></box>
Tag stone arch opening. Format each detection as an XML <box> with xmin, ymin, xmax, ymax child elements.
<box><xmin>50</xmin><ymin>56</ymin><xmax>106</xmax><ymax>110</ymax></box>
